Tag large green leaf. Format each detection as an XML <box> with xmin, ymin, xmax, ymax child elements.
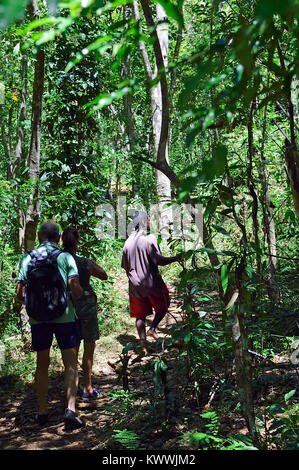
<box><xmin>96</xmin><ymin>0</ymin><xmax>133</xmax><ymax>15</ymax></box>
<box><xmin>153</xmin><ymin>0</ymin><xmax>184</xmax><ymax>29</ymax></box>
<box><xmin>255</xmin><ymin>0</ymin><xmax>298</xmax><ymax>19</ymax></box>
<box><xmin>284</xmin><ymin>389</ymin><xmax>296</xmax><ymax>403</ymax></box>
<box><xmin>221</xmin><ymin>265</ymin><xmax>228</xmax><ymax>295</ymax></box>
<box><xmin>0</xmin><ymin>0</ymin><xmax>29</xmax><ymax>28</ymax></box>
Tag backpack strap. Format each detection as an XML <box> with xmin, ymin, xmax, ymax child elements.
<box><xmin>49</xmin><ymin>248</ymin><xmax>62</xmax><ymax>260</ymax></box>
<box><xmin>28</xmin><ymin>249</ymin><xmax>39</xmax><ymax>259</ymax></box>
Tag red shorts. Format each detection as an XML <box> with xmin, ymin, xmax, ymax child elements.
<box><xmin>129</xmin><ymin>286</ymin><xmax>170</xmax><ymax>319</ymax></box>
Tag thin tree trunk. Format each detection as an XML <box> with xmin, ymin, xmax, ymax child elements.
<box><xmin>247</xmin><ymin>99</ymin><xmax>261</xmax><ymax>277</ymax></box>
<box><xmin>258</xmin><ymin>82</ymin><xmax>277</xmax><ymax>297</ymax></box>
<box><xmin>17</xmin><ymin>0</ymin><xmax>45</xmax><ymax>342</ymax></box>
<box><xmin>152</xmin><ymin>4</ymin><xmax>172</xmax><ymax>236</ymax></box>
<box><xmin>7</xmin><ymin>101</ymin><xmax>14</xmax><ymax>167</ymax></box>
<box><xmin>259</xmin><ymin>162</ymin><xmax>277</xmax><ymax>293</ymax></box>
<box><xmin>22</xmin><ymin>0</ymin><xmax>45</xmax><ymax>253</ymax></box>
<box><xmin>228</xmin><ymin>195</ymin><xmax>258</xmax><ymax>445</ymax></box>
<box><xmin>122</xmin><ymin>3</ymin><xmax>141</xmax><ymax>195</ymax></box>
<box><xmin>284</xmin><ymin>139</ymin><xmax>299</xmax><ymax>221</ymax></box>
<box><xmin>275</xmin><ymin>39</ymin><xmax>299</xmax><ymax>221</ymax></box>
<box><xmin>138</xmin><ymin>0</ymin><xmax>172</xmax><ymax>236</ymax></box>
<box><xmin>232</xmin><ymin>264</ymin><xmax>258</xmax><ymax>446</ymax></box>
<box><xmin>13</xmin><ymin>51</ymin><xmax>28</xmax><ymax>252</ymax></box>
<box><xmin>0</xmin><ymin>107</ymin><xmax>11</xmax><ymax>179</ymax></box>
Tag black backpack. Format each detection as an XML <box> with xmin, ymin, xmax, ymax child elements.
<box><xmin>24</xmin><ymin>248</ymin><xmax>68</xmax><ymax>321</ymax></box>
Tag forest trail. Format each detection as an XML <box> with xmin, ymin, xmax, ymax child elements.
<box><xmin>0</xmin><ymin>283</ymin><xmax>191</xmax><ymax>450</ymax></box>
<box><xmin>0</xmin><ymin>274</ymin><xmax>296</xmax><ymax>451</ymax></box>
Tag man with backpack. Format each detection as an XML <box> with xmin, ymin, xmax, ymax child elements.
<box><xmin>17</xmin><ymin>221</ymin><xmax>84</xmax><ymax>430</ymax></box>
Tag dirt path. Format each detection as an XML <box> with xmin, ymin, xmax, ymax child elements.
<box><xmin>1</xmin><ymin>278</ymin><xmax>295</xmax><ymax>451</ymax></box>
<box><xmin>0</xmin><ymin>286</ymin><xmax>184</xmax><ymax>450</ymax></box>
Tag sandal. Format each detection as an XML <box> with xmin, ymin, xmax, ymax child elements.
<box><xmin>82</xmin><ymin>388</ymin><xmax>102</xmax><ymax>400</ymax></box>
<box><xmin>63</xmin><ymin>408</ymin><xmax>85</xmax><ymax>431</ymax></box>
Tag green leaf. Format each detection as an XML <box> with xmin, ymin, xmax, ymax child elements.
<box><xmin>184</xmin><ymin>331</ymin><xmax>191</xmax><ymax>344</ymax></box>
<box><xmin>205</xmin><ymin>72</ymin><xmax>227</xmax><ymax>90</ymax></box>
<box><xmin>21</xmin><ymin>16</ymin><xmax>57</xmax><ymax>34</ymax></box>
<box><xmin>255</xmin><ymin>0</ymin><xmax>297</xmax><ymax>19</ymax></box>
<box><xmin>0</xmin><ymin>0</ymin><xmax>28</xmax><ymax>29</ymax></box>
<box><xmin>85</xmin><ymin>84</ymin><xmax>133</xmax><ymax>113</ymax></box>
<box><xmin>218</xmin><ymin>186</ymin><xmax>233</xmax><ymax>206</ymax></box>
<box><xmin>212</xmin><ymin>225</ymin><xmax>230</xmax><ymax>237</ymax></box>
<box><xmin>153</xmin><ymin>0</ymin><xmax>185</xmax><ymax>29</ymax></box>
<box><xmin>197</xmin><ymin>247</ymin><xmax>236</xmax><ymax>257</ymax></box>
<box><xmin>177</xmin><ymin>173</ymin><xmax>198</xmax><ymax>201</ymax></box>
<box><xmin>159</xmin><ymin>359</ymin><xmax>168</xmax><ymax>371</ymax></box>
<box><xmin>203</xmin><ymin>109</ymin><xmax>215</xmax><ymax>131</ymax></box>
<box><xmin>122</xmin><ymin>343</ymin><xmax>134</xmax><ymax>354</ymax></box>
<box><xmin>213</xmin><ymin>143</ymin><xmax>228</xmax><ymax>175</ymax></box>
<box><xmin>186</xmin><ymin>124</ymin><xmax>201</xmax><ymax>147</ymax></box>
<box><xmin>284</xmin><ymin>389</ymin><xmax>296</xmax><ymax>403</ymax></box>
<box><xmin>221</xmin><ymin>265</ymin><xmax>228</xmax><ymax>295</ymax></box>
<box><xmin>204</xmin><ymin>200</ymin><xmax>218</xmax><ymax>220</ymax></box>
<box><xmin>96</xmin><ymin>0</ymin><xmax>134</xmax><ymax>16</ymax></box>
<box><xmin>13</xmin><ymin>42</ymin><xmax>20</xmax><ymax>55</ymax></box>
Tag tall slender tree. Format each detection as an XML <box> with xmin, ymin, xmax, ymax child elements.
<box><xmin>22</xmin><ymin>0</ymin><xmax>45</xmax><ymax>253</ymax></box>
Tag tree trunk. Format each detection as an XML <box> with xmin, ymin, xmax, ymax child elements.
<box><xmin>17</xmin><ymin>0</ymin><xmax>45</xmax><ymax>342</ymax></box>
<box><xmin>247</xmin><ymin>100</ymin><xmax>261</xmax><ymax>276</ymax></box>
<box><xmin>285</xmin><ymin>139</ymin><xmax>299</xmax><ymax>222</ymax></box>
<box><xmin>227</xmin><ymin>180</ymin><xmax>257</xmax><ymax>444</ymax></box>
<box><xmin>231</xmin><ymin>267</ymin><xmax>258</xmax><ymax>446</ymax></box>
<box><xmin>275</xmin><ymin>39</ymin><xmax>299</xmax><ymax>221</ymax></box>
<box><xmin>0</xmin><ymin>107</ymin><xmax>11</xmax><ymax>179</ymax></box>
<box><xmin>258</xmin><ymin>162</ymin><xmax>277</xmax><ymax>292</ymax></box>
<box><xmin>151</xmin><ymin>4</ymin><xmax>172</xmax><ymax>237</ymax></box>
<box><xmin>13</xmin><ymin>51</ymin><xmax>29</xmax><ymax>252</ymax></box>
<box><xmin>258</xmin><ymin>86</ymin><xmax>278</xmax><ymax>298</ymax></box>
<box><xmin>22</xmin><ymin>0</ymin><xmax>45</xmax><ymax>253</ymax></box>
<box><xmin>122</xmin><ymin>3</ymin><xmax>142</xmax><ymax>196</ymax></box>
<box><xmin>137</xmin><ymin>0</ymin><xmax>172</xmax><ymax>237</ymax></box>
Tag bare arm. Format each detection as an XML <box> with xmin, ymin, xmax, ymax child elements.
<box><xmin>16</xmin><ymin>282</ymin><xmax>25</xmax><ymax>302</ymax></box>
<box><xmin>150</xmin><ymin>247</ymin><xmax>180</xmax><ymax>266</ymax></box>
<box><xmin>90</xmin><ymin>263</ymin><xmax>108</xmax><ymax>280</ymax></box>
<box><xmin>68</xmin><ymin>276</ymin><xmax>83</xmax><ymax>300</ymax></box>
<box><xmin>148</xmin><ymin>237</ymin><xmax>181</xmax><ymax>266</ymax></box>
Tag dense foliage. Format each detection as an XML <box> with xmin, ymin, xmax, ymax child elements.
<box><xmin>0</xmin><ymin>0</ymin><xmax>298</xmax><ymax>451</ymax></box>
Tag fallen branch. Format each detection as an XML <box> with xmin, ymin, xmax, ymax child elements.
<box><xmin>224</xmin><ymin>290</ymin><xmax>239</xmax><ymax>311</ymax></box>
<box><xmin>206</xmin><ymin>379</ymin><xmax>220</xmax><ymax>407</ymax></box>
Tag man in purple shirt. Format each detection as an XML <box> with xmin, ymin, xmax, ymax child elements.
<box><xmin>121</xmin><ymin>212</ymin><xmax>181</xmax><ymax>352</ymax></box>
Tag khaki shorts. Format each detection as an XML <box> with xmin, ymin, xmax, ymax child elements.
<box><xmin>74</xmin><ymin>292</ymin><xmax>99</xmax><ymax>342</ymax></box>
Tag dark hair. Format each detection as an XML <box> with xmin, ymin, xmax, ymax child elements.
<box><xmin>62</xmin><ymin>227</ymin><xmax>79</xmax><ymax>255</ymax></box>
<box><xmin>39</xmin><ymin>222</ymin><xmax>60</xmax><ymax>242</ymax></box>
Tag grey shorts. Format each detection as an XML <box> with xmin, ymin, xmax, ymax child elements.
<box><xmin>74</xmin><ymin>292</ymin><xmax>100</xmax><ymax>343</ymax></box>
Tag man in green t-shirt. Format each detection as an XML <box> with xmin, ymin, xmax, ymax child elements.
<box><xmin>17</xmin><ymin>222</ymin><xmax>84</xmax><ymax>430</ymax></box>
